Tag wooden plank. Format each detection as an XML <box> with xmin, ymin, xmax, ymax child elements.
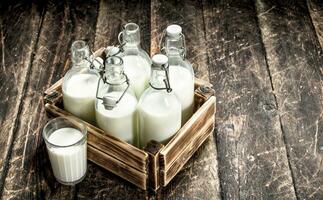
<box><xmin>202</xmin><ymin>0</ymin><xmax>298</xmax><ymax>199</ymax></box>
<box><xmin>307</xmin><ymin>0</ymin><xmax>323</xmax><ymax>49</ymax></box>
<box><xmin>0</xmin><ymin>0</ymin><xmax>45</xmax><ymax>194</ymax></box>
<box><xmin>45</xmin><ymin>103</ymin><xmax>148</xmax><ymax>173</ymax></box>
<box><xmin>1</xmin><ymin>0</ymin><xmax>100</xmax><ymax>199</ymax></box>
<box><xmin>88</xmin><ymin>145</ymin><xmax>147</xmax><ymax>190</ymax></box>
<box><xmin>256</xmin><ymin>0</ymin><xmax>323</xmax><ymax>199</ymax></box>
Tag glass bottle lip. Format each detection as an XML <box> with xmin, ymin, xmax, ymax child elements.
<box><xmin>71</xmin><ymin>40</ymin><xmax>90</xmax><ymax>64</ymax></box>
<box><xmin>124</xmin><ymin>23</ymin><xmax>139</xmax><ymax>33</ymax></box>
<box><xmin>42</xmin><ymin>117</ymin><xmax>87</xmax><ymax>148</ymax></box>
<box><xmin>71</xmin><ymin>40</ymin><xmax>87</xmax><ymax>50</ymax></box>
<box><xmin>105</xmin><ymin>56</ymin><xmax>123</xmax><ymax>66</ymax></box>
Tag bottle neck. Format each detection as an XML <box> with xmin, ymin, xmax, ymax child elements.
<box><xmin>120</xmin><ymin>23</ymin><xmax>141</xmax><ymax>51</ymax></box>
<box><xmin>71</xmin><ymin>40</ymin><xmax>90</xmax><ymax>68</ymax></box>
<box><xmin>164</xmin><ymin>34</ymin><xmax>186</xmax><ymax>59</ymax></box>
<box><xmin>150</xmin><ymin>68</ymin><xmax>167</xmax><ymax>88</ymax></box>
<box><xmin>105</xmin><ymin>57</ymin><xmax>126</xmax><ymax>85</ymax></box>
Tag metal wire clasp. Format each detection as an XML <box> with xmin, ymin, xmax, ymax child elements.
<box><xmin>149</xmin><ymin>63</ymin><xmax>172</xmax><ymax>93</ymax></box>
<box><xmin>95</xmin><ymin>70</ymin><xmax>130</xmax><ymax>110</ymax></box>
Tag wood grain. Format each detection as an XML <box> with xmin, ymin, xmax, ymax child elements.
<box><xmin>256</xmin><ymin>0</ymin><xmax>323</xmax><ymax>199</ymax></box>
<box><xmin>94</xmin><ymin>0</ymin><xmax>151</xmax><ymax>52</ymax></box>
<box><xmin>0</xmin><ymin>0</ymin><xmax>45</xmax><ymax>195</ymax></box>
<box><xmin>1</xmin><ymin>0</ymin><xmax>99</xmax><ymax>199</ymax></box>
<box><xmin>307</xmin><ymin>0</ymin><xmax>323</xmax><ymax>49</ymax></box>
<box><xmin>203</xmin><ymin>0</ymin><xmax>298</xmax><ymax>199</ymax></box>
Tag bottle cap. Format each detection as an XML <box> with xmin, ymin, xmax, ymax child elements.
<box><xmin>166</xmin><ymin>24</ymin><xmax>182</xmax><ymax>38</ymax></box>
<box><xmin>152</xmin><ymin>54</ymin><xmax>168</xmax><ymax>66</ymax></box>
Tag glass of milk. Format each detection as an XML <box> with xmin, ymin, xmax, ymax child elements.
<box><xmin>161</xmin><ymin>25</ymin><xmax>195</xmax><ymax>125</ymax></box>
<box><xmin>118</xmin><ymin>23</ymin><xmax>152</xmax><ymax>99</ymax></box>
<box><xmin>95</xmin><ymin>56</ymin><xmax>138</xmax><ymax>146</ymax></box>
<box><xmin>42</xmin><ymin>117</ymin><xmax>87</xmax><ymax>185</ymax></box>
<box><xmin>138</xmin><ymin>54</ymin><xmax>181</xmax><ymax>148</ymax></box>
<box><xmin>62</xmin><ymin>40</ymin><xmax>101</xmax><ymax>124</ymax></box>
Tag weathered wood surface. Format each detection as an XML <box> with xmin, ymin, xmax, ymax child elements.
<box><xmin>0</xmin><ymin>0</ymin><xmax>44</xmax><ymax>194</ymax></box>
<box><xmin>307</xmin><ymin>0</ymin><xmax>323</xmax><ymax>49</ymax></box>
<box><xmin>203</xmin><ymin>0</ymin><xmax>297</xmax><ymax>199</ymax></box>
<box><xmin>256</xmin><ymin>0</ymin><xmax>323</xmax><ymax>199</ymax></box>
<box><xmin>0</xmin><ymin>0</ymin><xmax>322</xmax><ymax>199</ymax></box>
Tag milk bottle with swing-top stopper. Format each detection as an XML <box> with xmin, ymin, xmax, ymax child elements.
<box><xmin>118</xmin><ymin>23</ymin><xmax>151</xmax><ymax>99</ymax></box>
<box><xmin>62</xmin><ymin>40</ymin><xmax>100</xmax><ymax>124</ymax></box>
<box><xmin>162</xmin><ymin>25</ymin><xmax>195</xmax><ymax>124</ymax></box>
<box><xmin>95</xmin><ymin>56</ymin><xmax>138</xmax><ymax>146</ymax></box>
<box><xmin>138</xmin><ymin>54</ymin><xmax>181</xmax><ymax>148</ymax></box>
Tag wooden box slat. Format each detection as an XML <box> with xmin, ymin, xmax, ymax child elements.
<box><xmin>88</xmin><ymin>145</ymin><xmax>147</xmax><ymax>189</ymax></box>
<box><xmin>159</xmin><ymin>96</ymin><xmax>215</xmax><ymax>170</ymax></box>
<box><xmin>144</xmin><ymin>141</ymin><xmax>165</xmax><ymax>191</ymax></box>
<box><xmin>161</xmin><ymin>116</ymin><xmax>215</xmax><ymax>186</ymax></box>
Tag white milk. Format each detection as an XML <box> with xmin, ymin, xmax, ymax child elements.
<box><xmin>63</xmin><ymin>73</ymin><xmax>99</xmax><ymax>124</ymax></box>
<box><xmin>47</xmin><ymin>128</ymin><xmax>87</xmax><ymax>184</ymax></box>
<box><xmin>169</xmin><ymin>66</ymin><xmax>194</xmax><ymax>124</ymax></box>
<box><xmin>96</xmin><ymin>91</ymin><xmax>138</xmax><ymax>145</ymax></box>
<box><xmin>138</xmin><ymin>90</ymin><xmax>181</xmax><ymax>147</ymax></box>
<box><xmin>122</xmin><ymin>55</ymin><xmax>151</xmax><ymax>99</ymax></box>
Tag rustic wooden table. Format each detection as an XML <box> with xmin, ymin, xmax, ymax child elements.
<box><xmin>0</xmin><ymin>0</ymin><xmax>322</xmax><ymax>199</ymax></box>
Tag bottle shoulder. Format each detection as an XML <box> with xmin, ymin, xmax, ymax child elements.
<box><xmin>62</xmin><ymin>67</ymin><xmax>100</xmax><ymax>92</ymax></box>
<box><xmin>168</xmin><ymin>57</ymin><xmax>194</xmax><ymax>76</ymax></box>
<box><xmin>138</xmin><ymin>88</ymin><xmax>181</xmax><ymax>109</ymax></box>
<box><xmin>122</xmin><ymin>48</ymin><xmax>152</xmax><ymax>64</ymax></box>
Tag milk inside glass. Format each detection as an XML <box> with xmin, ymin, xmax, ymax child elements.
<box><xmin>163</xmin><ymin>24</ymin><xmax>195</xmax><ymax>124</ymax></box>
<box><xmin>62</xmin><ymin>40</ymin><xmax>100</xmax><ymax>124</ymax></box>
<box><xmin>43</xmin><ymin>117</ymin><xmax>87</xmax><ymax>185</ymax></box>
<box><xmin>118</xmin><ymin>23</ymin><xmax>151</xmax><ymax>99</ymax></box>
<box><xmin>138</xmin><ymin>54</ymin><xmax>181</xmax><ymax>148</ymax></box>
<box><xmin>47</xmin><ymin>128</ymin><xmax>87</xmax><ymax>184</ymax></box>
<box><xmin>96</xmin><ymin>91</ymin><xmax>138</xmax><ymax>145</ymax></box>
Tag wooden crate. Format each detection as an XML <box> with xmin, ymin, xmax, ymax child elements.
<box><xmin>43</xmin><ymin>48</ymin><xmax>216</xmax><ymax>191</ymax></box>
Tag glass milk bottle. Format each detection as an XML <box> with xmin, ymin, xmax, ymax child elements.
<box><xmin>162</xmin><ymin>24</ymin><xmax>195</xmax><ymax>124</ymax></box>
<box><xmin>95</xmin><ymin>56</ymin><xmax>138</xmax><ymax>146</ymax></box>
<box><xmin>62</xmin><ymin>40</ymin><xmax>100</xmax><ymax>124</ymax></box>
<box><xmin>138</xmin><ymin>54</ymin><xmax>181</xmax><ymax>148</ymax></box>
<box><xmin>118</xmin><ymin>23</ymin><xmax>151</xmax><ymax>99</ymax></box>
